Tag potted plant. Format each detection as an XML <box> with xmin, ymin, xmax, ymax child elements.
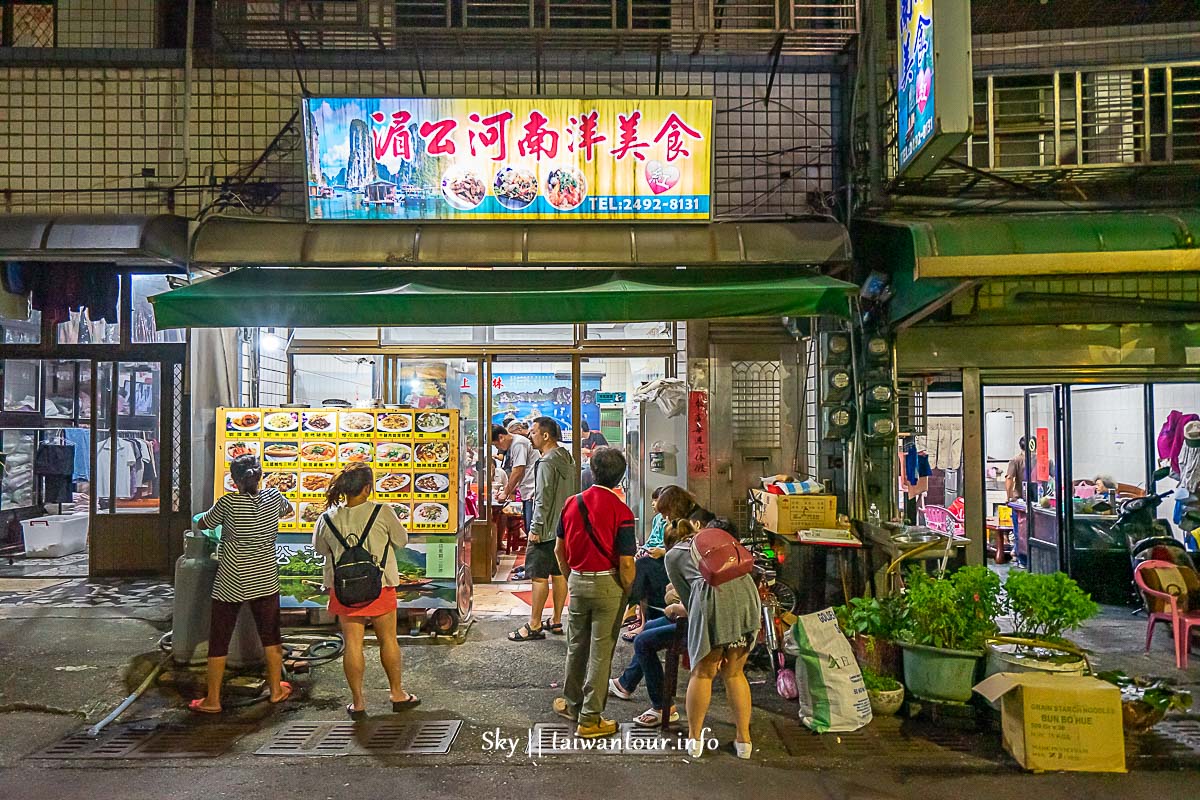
<box><xmin>900</xmin><ymin>565</ymin><xmax>1002</xmax><ymax>703</ymax></box>
<box><xmin>862</xmin><ymin>667</ymin><xmax>905</xmax><ymax>716</ymax></box>
<box><xmin>835</xmin><ymin>595</ymin><xmax>907</xmax><ymax>680</ymax></box>
<box><xmin>986</xmin><ymin>571</ymin><xmax>1098</xmax><ymax>679</ymax></box>
<box><xmin>1098</xmin><ymin>671</ymin><xmax>1193</xmax><ymax>733</ymax></box>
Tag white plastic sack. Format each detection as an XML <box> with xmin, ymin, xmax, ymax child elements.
<box><xmin>791</xmin><ymin>608</ymin><xmax>873</xmax><ymax>733</ymax></box>
<box><xmin>633</xmin><ymin>378</ymin><xmax>687</xmax><ymax>418</ymax></box>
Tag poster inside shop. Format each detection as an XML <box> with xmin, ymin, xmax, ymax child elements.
<box><xmin>215</xmin><ymin>407</ymin><xmax>460</xmax><ymax>535</ymax></box>
<box><xmin>303</xmin><ymin>97</ymin><xmax>712</xmax><ymax>221</ymax></box>
<box><xmin>471</xmin><ymin>372</ymin><xmax>604</xmax><ymax>439</ymax></box>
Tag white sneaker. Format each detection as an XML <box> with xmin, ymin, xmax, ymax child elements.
<box><xmin>734</xmin><ymin>741</ymin><xmax>752</xmax><ymax>760</ymax></box>
<box><xmin>686</xmin><ymin>738</ymin><xmax>705</xmax><ymax>759</ymax></box>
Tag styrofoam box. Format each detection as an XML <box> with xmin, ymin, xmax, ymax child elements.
<box><xmin>22</xmin><ymin>513</ymin><xmax>89</xmax><ymax>558</ymax></box>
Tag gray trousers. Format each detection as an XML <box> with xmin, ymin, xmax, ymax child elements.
<box><xmin>562</xmin><ymin>572</ymin><xmax>627</xmax><ymax>727</ymax></box>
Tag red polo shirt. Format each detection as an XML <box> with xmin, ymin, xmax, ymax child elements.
<box><xmin>556</xmin><ymin>485</ymin><xmax>636</xmax><ymax>572</ymax></box>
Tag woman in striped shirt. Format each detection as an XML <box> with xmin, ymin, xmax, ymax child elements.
<box><xmin>189</xmin><ymin>454</ymin><xmax>293</xmax><ymax>714</ymax></box>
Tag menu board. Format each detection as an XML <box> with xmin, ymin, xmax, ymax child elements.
<box><xmin>214</xmin><ymin>407</ymin><xmax>460</xmax><ymax>534</ymax></box>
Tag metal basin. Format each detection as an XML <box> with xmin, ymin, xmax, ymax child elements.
<box><xmin>891</xmin><ymin>532</ymin><xmax>942</xmax><ymax>545</ymax></box>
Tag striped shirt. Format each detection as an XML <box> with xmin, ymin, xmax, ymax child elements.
<box><xmin>200</xmin><ymin>488</ymin><xmax>290</xmax><ymax>603</ymax></box>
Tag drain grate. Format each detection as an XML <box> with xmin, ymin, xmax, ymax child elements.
<box><xmin>32</xmin><ymin>724</ymin><xmax>248</xmax><ymax>760</ymax></box>
<box><xmin>1132</xmin><ymin>719</ymin><xmax>1200</xmax><ymax>768</ymax></box>
<box><xmin>255</xmin><ymin>720</ymin><xmax>461</xmax><ymax>757</ymax></box>
<box><xmin>528</xmin><ymin>723</ymin><xmax>685</xmax><ymax>756</ymax></box>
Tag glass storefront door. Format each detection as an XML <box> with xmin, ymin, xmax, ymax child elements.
<box><xmin>1023</xmin><ymin>386</ymin><xmax>1065</xmax><ymax>574</ymax></box>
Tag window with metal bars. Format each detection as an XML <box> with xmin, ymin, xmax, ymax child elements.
<box><xmin>2</xmin><ymin>1</ymin><xmax>55</xmax><ymax>47</ymax></box>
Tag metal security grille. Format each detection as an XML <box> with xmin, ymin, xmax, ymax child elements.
<box><xmin>214</xmin><ymin>0</ymin><xmax>858</xmax><ymax>56</ymax></box>
<box><xmin>255</xmin><ymin>720</ymin><xmax>462</xmax><ymax>757</ymax></box>
<box><xmin>171</xmin><ymin>362</ymin><xmax>183</xmax><ymax>512</ymax></box>
<box><xmin>731</xmin><ymin>360</ymin><xmax>781</xmax><ymax>449</ymax></box>
<box><xmin>8</xmin><ymin>3</ymin><xmax>55</xmax><ymax>47</ymax></box>
<box><xmin>257</xmin><ymin>329</ymin><xmax>289</xmax><ymax>406</ymax></box>
<box><xmin>897</xmin><ymin>378</ymin><xmax>926</xmax><ymax>438</ymax></box>
<box><xmin>0</xmin><ymin>55</ymin><xmax>841</xmax><ymax>221</ymax></box>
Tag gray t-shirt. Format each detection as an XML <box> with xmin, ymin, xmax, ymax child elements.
<box><xmin>507</xmin><ymin>434</ymin><xmax>537</xmax><ymax>500</ymax></box>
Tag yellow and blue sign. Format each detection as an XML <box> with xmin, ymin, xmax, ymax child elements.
<box><xmin>303</xmin><ymin>97</ymin><xmax>713</xmax><ymax>221</ymax></box>
<box><xmin>897</xmin><ymin>0</ymin><xmax>936</xmax><ymax>170</ymax></box>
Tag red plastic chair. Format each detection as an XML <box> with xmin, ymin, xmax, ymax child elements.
<box><xmin>1134</xmin><ymin>559</ymin><xmax>1200</xmax><ymax>669</ymax></box>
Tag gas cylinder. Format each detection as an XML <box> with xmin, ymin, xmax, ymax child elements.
<box><xmin>172</xmin><ymin>531</ymin><xmax>265</xmax><ymax>668</ymax></box>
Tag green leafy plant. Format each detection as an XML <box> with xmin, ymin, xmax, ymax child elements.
<box><xmin>835</xmin><ymin>595</ymin><xmax>910</xmax><ymax>642</ymax></box>
<box><xmin>1098</xmin><ymin>671</ymin><xmax>1193</xmax><ymax>714</ymax></box>
<box><xmin>1002</xmin><ymin>570</ymin><xmax>1099</xmax><ymax>643</ymax></box>
<box><xmin>902</xmin><ymin>565</ymin><xmax>1001</xmax><ymax>652</ymax></box>
<box><xmin>861</xmin><ymin>667</ymin><xmax>902</xmax><ymax>693</ymax></box>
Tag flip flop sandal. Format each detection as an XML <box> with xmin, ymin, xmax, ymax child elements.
<box><xmin>508</xmin><ymin>623</ymin><xmax>545</xmax><ymax>642</ymax></box>
<box><xmin>188</xmin><ymin>699</ymin><xmax>222</xmax><ymax>715</ymax></box>
<box><xmin>608</xmin><ymin>678</ymin><xmax>633</xmax><ymax>701</ymax></box>
<box><xmin>621</xmin><ymin>629</ymin><xmax>641</xmax><ymax>642</ymax></box>
<box><xmin>269</xmin><ymin>681</ymin><xmax>293</xmax><ymax>705</ymax></box>
<box><xmin>633</xmin><ymin>707</ymin><xmax>679</xmax><ymax>728</ymax></box>
<box><xmin>392</xmin><ymin>693</ymin><xmax>421</xmax><ymax>712</ymax></box>
<box><xmin>346</xmin><ymin>704</ymin><xmax>368</xmax><ymax>721</ymax></box>
<box><xmin>543</xmin><ymin>620</ymin><xmax>564</xmax><ymax>635</ymax></box>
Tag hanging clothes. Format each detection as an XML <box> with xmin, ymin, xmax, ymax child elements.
<box><xmin>34</xmin><ymin>443</ymin><xmax>75</xmax><ymax>504</ymax></box>
<box><xmin>1158</xmin><ymin>411</ymin><xmax>1200</xmax><ymax>477</ymax></box>
<box><xmin>96</xmin><ymin>439</ymin><xmax>136</xmax><ymax>500</ymax></box>
<box><xmin>63</xmin><ymin>428</ymin><xmax>91</xmax><ymax>481</ymax></box>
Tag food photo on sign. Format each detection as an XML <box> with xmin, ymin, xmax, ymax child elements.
<box><xmin>303</xmin><ymin>97</ymin><xmax>712</xmax><ymax>221</ymax></box>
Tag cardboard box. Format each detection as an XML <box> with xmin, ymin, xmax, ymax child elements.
<box><xmin>973</xmin><ymin>673</ymin><xmax>1126</xmax><ymax>773</ymax></box>
<box><xmin>753</xmin><ymin>489</ymin><xmax>838</xmax><ymax>533</ymax></box>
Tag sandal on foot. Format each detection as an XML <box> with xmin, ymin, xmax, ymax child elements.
<box><xmin>552</xmin><ymin>697</ymin><xmax>576</xmax><ymax>723</ymax></box>
<box><xmin>508</xmin><ymin>623</ymin><xmax>545</xmax><ymax>642</ymax></box>
<box><xmin>269</xmin><ymin>681</ymin><xmax>293</xmax><ymax>704</ymax></box>
<box><xmin>608</xmin><ymin>678</ymin><xmax>634</xmax><ymax>701</ymax></box>
<box><xmin>633</xmin><ymin>707</ymin><xmax>678</xmax><ymax>727</ymax></box>
<box><xmin>346</xmin><ymin>704</ymin><xmax>368</xmax><ymax>721</ymax></box>
<box><xmin>188</xmin><ymin>699</ymin><xmax>221</xmax><ymax>715</ymax></box>
<box><xmin>544</xmin><ymin>619</ymin><xmax>564</xmax><ymax>635</ymax></box>
<box><xmin>621</xmin><ymin>628</ymin><xmax>641</xmax><ymax>642</ymax></box>
<box><xmin>392</xmin><ymin>693</ymin><xmax>421</xmax><ymax>712</ymax></box>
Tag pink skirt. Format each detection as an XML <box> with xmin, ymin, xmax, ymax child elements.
<box><xmin>329</xmin><ymin>586</ymin><xmax>398</xmax><ymax>618</ymax></box>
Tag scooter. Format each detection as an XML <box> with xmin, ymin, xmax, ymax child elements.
<box><xmin>1112</xmin><ymin>490</ymin><xmax>1196</xmax><ymax>607</ymax></box>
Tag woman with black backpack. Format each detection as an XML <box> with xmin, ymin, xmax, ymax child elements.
<box><xmin>312</xmin><ymin>463</ymin><xmax>419</xmax><ymax>720</ymax></box>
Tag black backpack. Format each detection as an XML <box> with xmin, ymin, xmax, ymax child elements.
<box><xmin>322</xmin><ymin>504</ymin><xmax>385</xmax><ymax>608</ymax></box>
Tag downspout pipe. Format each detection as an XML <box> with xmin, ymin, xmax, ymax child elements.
<box><xmin>154</xmin><ymin>0</ymin><xmax>194</xmax><ymax>190</ymax></box>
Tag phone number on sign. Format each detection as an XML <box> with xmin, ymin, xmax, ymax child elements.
<box><xmin>589</xmin><ymin>196</ymin><xmax>705</xmax><ymax>213</ymax></box>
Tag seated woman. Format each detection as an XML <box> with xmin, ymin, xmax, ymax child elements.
<box><xmin>623</xmin><ymin>487</ymin><xmax>670</xmax><ymax>639</ymax></box>
<box><xmin>610</xmin><ymin>582</ymin><xmax>687</xmax><ymax>727</ymax></box>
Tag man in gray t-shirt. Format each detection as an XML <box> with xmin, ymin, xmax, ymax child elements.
<box><xmin>492</xmin><ymin>425</ymin><xmax>538</xmax><ymax>530</ymax></box>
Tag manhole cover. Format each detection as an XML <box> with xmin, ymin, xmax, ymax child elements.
<box><xmin>528</xmin><ymin>723</ymin><xmax>685</xmax><ymax>756</ymax></box>
<box><xmin>32</xmin><ymin>724</ymin><xmax>248</xmax><ymax>760</ymax></box>
<box><xmin>255</xmin><ymin>720</ymin><xmax>461</xmax><ymax>757</ymax></box>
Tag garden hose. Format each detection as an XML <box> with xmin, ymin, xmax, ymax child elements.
<box><xmin>986</xmin><ymin>634</ymin><xmax>1092</xmax><ymax>674</ymax></box>
<box><xmin>885</xmin><ymin>537</ymin><xmax>946</xmax><ymax>591</ymax></box>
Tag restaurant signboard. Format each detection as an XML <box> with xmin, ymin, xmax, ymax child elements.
<box><xmin>303</xmin><ymin>97</ymin><xmax>713</xmax><ymax>221</ymax></box>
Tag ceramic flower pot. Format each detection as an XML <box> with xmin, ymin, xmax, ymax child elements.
<box><xmin>868</xmin><ymin>686</ymin><xmax>905</xmax><ymax>716</ymax></box>
<box><xmin>900</xmin><ymin>641</ymin><xmax>984</xmax><ymax>703</ymax></box>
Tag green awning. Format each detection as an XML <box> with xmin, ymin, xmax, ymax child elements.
<box><xmin>855</xmin><ymin>209</ymin><xmax>1200</xmax><ymax>324</ymax></box>
<box><xmin>150</xmin><ymin>267</ymin><xmax>855</xmax><ymax>329</ymax></box>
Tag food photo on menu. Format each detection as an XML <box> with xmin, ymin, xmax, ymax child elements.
<box><xmin>413</xmin><ymin>472</ymin><xmax>450</xmax><ymax>494</ymax></box>
<box><xmin>376</xmin><ymin>411</ymin><xmax>412</xmax><ymax>433</ymax></box>
<box><xmin>226</xmin><ymin>410</ymin><xmax>261</xmax><ymax>431</ymax></box>
<box><xmin>263</xmin><ymin>411</ymin><xmax>299</xmax><ymax>432</ymax></box>
<box><xmin>339</xmin><ymin>411</ymin><xmax>375</xmax><ymax>433</ymax></box>
<box><xmin>376</xmin><ymin>442</ymin><xmax>412</xmax><ymax>464</ymax></box>
<box><xmin>263</xmin><ymin>471</ymin><xmax>298</xmax><ymax>493</ymax></box>
<box><xmin>300</xmin><ymin>441</ymin><xmax>337</xmax><ymax>462</ymax></box>
<box><xmin>415</xmin><ymin>441</ymin><xmax>451</xmax><ymax>464</ymax></box>
<box><xmin>302</xmin><ymin>411</ymin><xmax>336</xmax><ymax>433</ymax></box>
<box><xmin>301</xmin><ymin>472</ymin><xmax>333</xmax><ymax>493</ymax></box>
<box><xmin>376</xmin><ymin>472</ymin><xmax>411</xmax><ymax>493</ymax></box>
<box><xmin>225</xmin><ymin>440</ymin><xmax>260</xmax><ymax>461</ymax></box>
<box><xmin>263</xmin><ymin>442</ymin><xmax>299</xmax><ymax>462</ymax></box>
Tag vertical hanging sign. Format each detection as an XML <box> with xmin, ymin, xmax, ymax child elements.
<box><xmin>1035</xmin><ymin>427</ymin><xmax>1050</xmax><ymax>483</ymax></box>
<box><xmin>688</xmin><ymin>391</ymin><xmax>710</xmax><ymax>478</ymax></box>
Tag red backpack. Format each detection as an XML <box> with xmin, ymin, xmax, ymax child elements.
<box><xmin>692</xmin><ymin>527</ymin><xmax>755</xmax><ymax>587</ymax></box>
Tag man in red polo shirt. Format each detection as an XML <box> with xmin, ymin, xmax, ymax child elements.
<box><xmin>551</xmin><ymin>446</ymin><xmax>637</xmax><ymax>739</ymax></box>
